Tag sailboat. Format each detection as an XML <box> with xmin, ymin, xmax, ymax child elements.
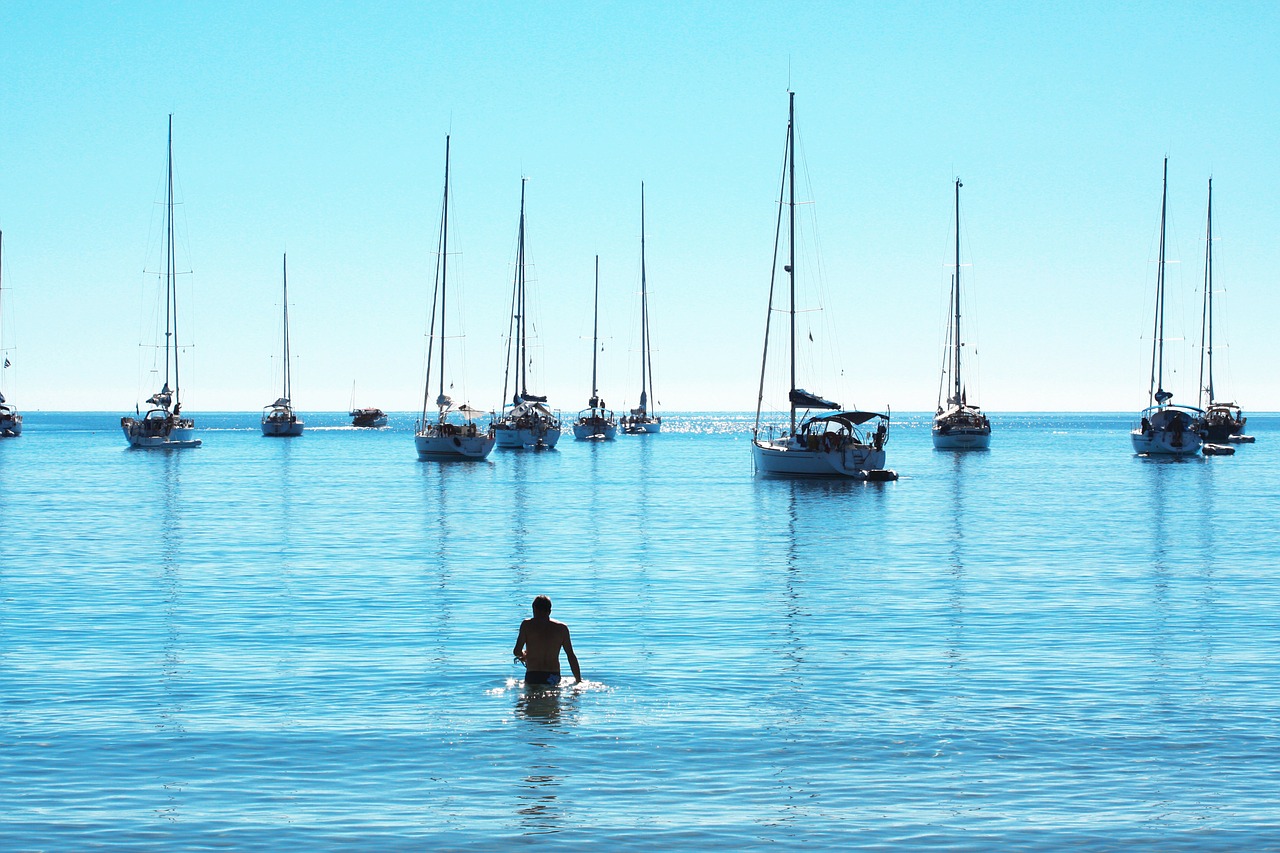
<box><xmin>932</xmin><ymin>178</ymin><xmax>991</xmax><ymax>449</ymax></box>
<box><xmin>0</xmin><ymin>230</ymin><xmax>20</xmax><ymax>437</ymax></box>
<box><xmin>1131</xmin><ymin>159</ymin><xmax>1202</xmax><ymax>456</ymax></box>
<box><xmin>261</xmin><ymin>254</ymin><xmax>304</xmax><ymax>436</ymax></box>
<box><xmin>620</xmin><ymin>183</ymin><xmax>661</xmax><ymax>434</ymax></box>
<box><xmin>348</xmin><ymin>382</ymin><xmax>387</xmax><ymax>427</ymax></box>
<box><xmin>121</xmin><ymin>115</ymin><xmax>201</xmax><ymax>449</ymax></box>
<box><xmin>491</xmin><ymin>178</ymin><xmax>561</xmax><ymax>449</ymax></box>
<box><xmin>414</xmin><ymin>135</ymin><xmax>495</xmax><ymax>460</ymax></box>
<box><xmin>751</xmin><ymin>92</ymin><xmax>895</xmax><ymax>480</ymax></box>
<box><xmin>1195</xmin><ymin>179</ymin><xmax>1248</xmax><ymax>444</ymax></box>
<box><xmin>572</xmin><ymin>255</ymin><xmax>617</xmax><ymax>440</ymax></box>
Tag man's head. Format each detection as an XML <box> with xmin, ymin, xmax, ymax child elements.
<box><xmin>532</xmin><ymin>595</ymin><xmax>552</xmax><ymax>616</ymax></box>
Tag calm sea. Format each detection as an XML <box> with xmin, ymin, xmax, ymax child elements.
<box><xmin>1</xmin><ymin>412</ymin><xmax>1277</xmax><ymax>850</ymax></box>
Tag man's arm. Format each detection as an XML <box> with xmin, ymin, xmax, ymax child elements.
<box><xmin>562</xmin><ymin>627</ymin><xmax>582</xmax><ymax>683</ymax></box>
<box><xmin>513</xmin><ymin>621</ymin><xmax>528</xmax><ymax>663</ymax></box>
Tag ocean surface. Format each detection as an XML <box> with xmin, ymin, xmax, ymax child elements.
<box><xmin>1</xmin><ymin>411</ymin><xmax>1278</xmax><ymax>851</ymax></box>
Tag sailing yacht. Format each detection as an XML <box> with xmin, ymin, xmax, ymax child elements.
<box><xmin>751</xmin><ymin>92</ymin><xmax>895</xmax><ymax>480</ymax></box>
<box><xmin>262</xmin><ymin>254</ymin><xmax>304</xmax><ymax>436</ymax></box>
<box><xmin>1131</xmin><ymin>159</ymin><xmax>1202</xmax><ymax>456</ymax></box>
<box><xmin>491</xmin><ymin>179</ymin><xmax>561</xmax><ymax>449</ymax></box>
<box><xmin>121</xmin><ymin>115</ymin><xmax>201</xmax><ymax>449</ymax></box>
<box><xmin>620</xmin><ymin>183</ymin><xmax>661</xmax><ymax>434</ymax></box>
<box><xmin>0</xmin><ymin>231</ymin><xmax>20</xmax><ymax>437</ymax></box>
<box><xmin>572</xmin><ymin>255</ymin><xmax>617</xmax><ymax>440</ymax></box>
<box><xmin>932</xmin><ymin>179</ymin><xmax>991</xmax><ymax>449</ymax></box>
<box><xmin>1195</xmin><ymin>179</ymin><xmax>1248</xmax><ymax>444</ymax></box>
<box><xmin>414</xmin><ymin>136</ymin><xmax>495</xmax><ymax>460</ymax></box>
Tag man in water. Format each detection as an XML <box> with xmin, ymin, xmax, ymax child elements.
<box><xmin>513</xmin><ymin>595</ymin><xmax>582</xmax><ymax>686</ymax></box>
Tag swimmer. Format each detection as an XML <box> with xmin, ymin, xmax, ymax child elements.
<box><xmin>513</xmin><ymin>594</ymin><xmax>582</xmax><ymax>686</ymax></box>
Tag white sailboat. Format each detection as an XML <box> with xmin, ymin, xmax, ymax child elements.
<box><xmin>933</xmin><ymin>178</ymin><xmax>991</xmax><ymax>449</ymax></box>
<box><xmin>121</xmin><ymin>115</ymin><xmax>201</xmax><ymax>449</ymax></box>
<box><xmin>1195</xmin><ymin>178</ymin><xmax>1248</xmax><ymax>444</ymax></box>
<box><xmin>572</xmin><ymin>255</ymin><xmax>617</xmax><ymax>440</ymax></box>
<box><xmin>261</xmin><ymin>254</ymin><xmax>304</xmax><ymax>436</ymax></box>
<box><xmin>414</xmin><ymin>136</ymin><xmax>495</xmax><ymax>461</ymax></box>
<box><xmin>1131</xmin><ymin>159</ymin><xmax>1202</xmax><ymax>456</ymax></box>
<box><xmin>751</xmin><ymin>92</ymin><xmax>895</xmax><ymax>480</ymax></box>
<box><xmin>491</xmin><ymin>179</ymin><xmax>561</xmax><ymax>450</ymax></box>
<box><xmin>0</xmin><ymin>230</ymin><xmax>21</xmax><ymax>437</ymax></box>
<box><xmin>620</xmin><ymin>183</ymin><xmax>661</xmax><ymax>435</ymax></box>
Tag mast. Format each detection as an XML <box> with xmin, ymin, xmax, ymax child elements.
<box><xmin>517</xmin><ymin>178</ymin><xmax>528</xmax><ymax>400</ymax></box>
<box><xmin>952</xmin><ymin>178</ymin><xmax>963</xmax><ymax>408</ymax></box>
<box><xmin>439</xmin><ymin>135</ymin><xmax>451</xmax><ymax>409</ymax></box>
<box><xmin>1148</xmin><ymin>158</ymin><xmax>1168</xmax><ymax>406</ymax></box>
<box><xmin>1198</xmin><ymin>177</ymin><xmax>1214</xmax><ymax>408</ymax></box>
<box><xmin>639</xmin><ymin>183</ymin><xmax>652</xmax><ymax>416</ymax></box>
<box><xmin>165</xmin><ymin>114</ymin><xmax>178</xmax><ymax>407</ymax></box>
<box><xmin>282</xmin><ymin>254</ymin><xmax>291</xmax><ymax>404</ymax></box>
<box><xmin>591</xmin><ymin>254</ymin><xmax>600</xmax><ymax>407</ymax></box>
<box><xmin>787</xmin><ymin>90</ymin><xmax>797</xmax><ymax>434</ymax></box>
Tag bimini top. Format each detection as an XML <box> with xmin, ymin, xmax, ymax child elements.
<box><xmin>807</xmin><ymin>410</ymin><xmax>888</xmax><ymax>428</ymax></box>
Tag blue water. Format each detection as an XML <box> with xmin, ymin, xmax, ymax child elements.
<box><xmin>2</xmin><ymin>412</ymin><xmax>1278</xmax><ymax>850</ymax></box>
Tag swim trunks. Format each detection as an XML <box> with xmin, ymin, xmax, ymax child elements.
<box><xmin>525</xmin><ymin>671</ymin><xmax>562</xmax><ymax>686</ymax></box>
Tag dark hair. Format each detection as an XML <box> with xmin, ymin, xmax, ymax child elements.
<box><xmin>532</xmin><ymin>595</ymin><xmax>552</xmax><ymax>614</ymax></box>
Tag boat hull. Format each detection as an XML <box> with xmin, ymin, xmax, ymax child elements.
<box><xmin>753</xmin><ymin>438</ymin><xmax>887</xmax><ymax>478</ymax></box>
<box><xmin>932</xmin><ymin>428</ymin><xmax>991</xmax><ymax>450</ymax></box>
<box><xmin>121</xmin><ymin>416</ymin><xmax>201</xmax><ymax>449</ymax></box>
<box><xmin>493</xmin><ymin>424</ymin><xmax>561</xmax><ymax>449</ymax></box>
<box><xmin>573</xmin><ymin>420</ymin><xmax>617</xmax><ymax>440</ymax></box>
<box><xmin>261</xmin><ymin>417</ymin><xmax>304</xmax><ymax>437</ymax></box>
<box><xmin>415</xmin><ymin>431</ymin><xmax>496</xmax><ymax>460</ymax></box>
<box><xmin>0</xmin><ymin>413</ymin><xmax>20</xmax><ymax>437</ymax></box>
<box><xmin>620</xmin><ymin>418</ymin><xmax>661</xmax><ymax>435</ymax></box>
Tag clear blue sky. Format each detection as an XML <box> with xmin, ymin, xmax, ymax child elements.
<box><xmin>1</xmin><ymin>1</ymin><xmax>1276</xmax><ymax>413</ymax></box>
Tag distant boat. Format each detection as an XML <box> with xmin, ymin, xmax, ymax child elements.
<box><xmin>121</xmin><ymin>115</ymin><xmax>201</xmax><ymax>449</ymax></box>
<box><xmin>620</xmin><ymin>183</ymin><xmax>661</xmax><ymax>435</ymax></box>
<box><xmin>1131</xmin><ymin>159</ymin><xmax>1202</xmax><ymax>456</ymax></box>
<box><xmin>1194</xmin><ymin>178</ymin><xmax>1248</xmax><ymax>444</ymax></box>
<box><xmin>751</xmin><ymin>92</ymin><xmax>894</xmax><ymax>480</ymax></box>
<box><xmin>0</xmin><ymin>230</ymin><xmax>21</xmax><ymax>437</ymax></box>
<box><xmin>262</xmin><ymin>254</ymin><xmax>304</xmax><ymax>436</ymax></box>
<box><xmin>491</xmin><ymin>179</ymin><xmax>561</xmax><ymax>449</ymax></box>
<box><xmin>350</xmin><ymin>407</ymin><xmax>387</xmax><ymax>428</ymax></box>
<box><xmin>414</xmin><ymin>135</ymin><xmax>495</xmax><ymax>460</ymax></box>
<box><xmin>572</xmin><ymin>255</ymin><xmax>617</xmax><ymax>441</ymax></box>
<box><xmin>932</xmin><ymin>178</ymin><xmax>991</xmax><ymax>449</ymax></box>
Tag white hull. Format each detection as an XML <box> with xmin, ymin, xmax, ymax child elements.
<box><xmin>621</xmin><ymin>419</ymin><xmax>661</xmax><ymax>434</ymax></box>
<box><xmin>261</xmin><ymin>415</ymin><xmax>304</xmax><ymax>436</ymax></box>
<box><xmin>0</xmin><ymin>414</ymin><xmax>20</xmax><ymax>437</ymax></box>
<box><xmin>573</xmin><ymin>421</ymin><xmax>617</xmax><ymax>440</ymax></box>
<box><xmin>261</xmin><ymin>421</ymin><xmax>304</xmax><ymax>436</ymax></box>
<box><xmin>753</xmin><ymin>438</ymin><xmax>886</xmax><ymax>478</ymax></box>
<box><xmin>1130</xmin><ymin>429</ymin><xmax>1201</xmax><ymax>456</ymax></box>
<box><xmin>122</xmin><ymin>416</ymin><xmax>201</xmax><ymax>449</ymax></box>
<box><xmin>415</xmin><ymin>431</ymin><xmax>495</xmax><ymax>459</ymax></box>
<box><xmin>493</xmin><ymin>424</ymin><xmax>561</xmax><ymax>449</ymax></box>
<box><xmin>932</xmin><ymin>429</ymin><xmax>991</xmax><ymax>450</ymax></box>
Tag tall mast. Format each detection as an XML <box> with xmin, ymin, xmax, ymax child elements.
<box><xmin>591</xmin><ymin>255</ymin><xmax>600</xmax><ymax>406</ymax></box>
<box><xmin>639</xmin><ymin>183</ymin><xmax>649</xmax><ymax>413</ymax></box>
<box><xmin>1198</xmin><ymin>177</ymin><xmax>1214</xmax><ymax>408</ymax></box>
<box><xmin>438</xmin><ymin>136</ymin><xmax>451</xmax><ymax>407</ymax></box>
<box><xmin>1149</xmin><ymin>158</ymin><xmax>1168</xmax><ymax>405</ymax></box>
<box><xmin>165</xmin><ymin>114</ymin><xmax>178</xmax><ymax>404</ymax></box>
<box><xmin>282</xmin><ymin>254</ymin><xmax>291</xmax><ymax>403</ymax></box>
<box><xmin>517</xmin><ymin>178</ymin><xmax>528</xmax><ymax>399</ymax></box>
<box><xmin>952</xmin><ymin>178</ymin><xmax>963</xmax><ymax>407</ymax></box>
<box><xmin>787</xmin><ymin>90</ymin><xmax>797</xmax><ymax>434</ymax></box>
